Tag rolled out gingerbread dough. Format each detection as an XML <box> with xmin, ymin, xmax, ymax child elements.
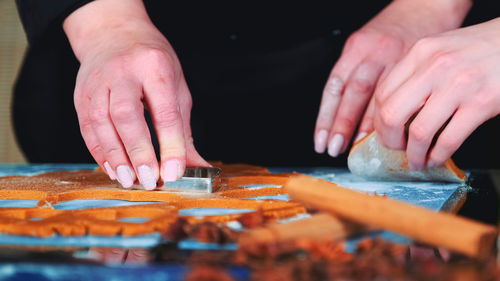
<box><xmin>348</xmin><ymin>132</ymin><xmax>466</xmax><ymax>183</ymax></box>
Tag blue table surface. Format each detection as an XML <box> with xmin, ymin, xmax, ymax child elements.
<box><xmin>0</xmin><ymin>164</ymin><xmax>470</xmax><ymax>280</ymax></box>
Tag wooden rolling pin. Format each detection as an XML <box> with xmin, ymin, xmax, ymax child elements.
<box><xmin>238</xmin><ymin>213</ymin><xmax>369</xmax><ymax>248</ymax></box>
<box><xmin>285</xmin><ymin>175</ymin><xmax>498</xmax><ymax>258</ymax></box>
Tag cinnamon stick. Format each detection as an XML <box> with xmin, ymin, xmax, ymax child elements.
<box><xmin>285</xmin><ymin>175</ymin><xmax>497</xmax><ymax>258</ymax></box>
<box><xmin>238</xmin><ymin>213</ymin><xmax>369</xmax><ymax>248</ymax></box>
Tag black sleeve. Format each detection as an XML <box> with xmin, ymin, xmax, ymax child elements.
<box><xmin>15</xmin><ymin>0</ymin><xmax>94</xmax><ymax>45</ymax></box>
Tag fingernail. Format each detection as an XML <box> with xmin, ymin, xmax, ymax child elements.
<box><xmin>138</xmin><ymin>165</ymin><xmax>157</xmax><ymax>190</ymax></box>
<box><xmin>103</xmin><ymin>161</ymin><xmax>116</xmax><ymax>180</ymax></box>
<box><xmin>327</xmin><ymin>134</ymin><xmax>344</xmax><ymax>157</ymax></box>
<box><xmin>427</xmin><ymin>159</ymin><xmax>440</xmax><ymax>168</ymax></box>
<box><xmin>354</xmin><ymin>132</ymin><xmax>368</xmax><ymax>144</ymax></box>
<box><xmin>116</xmin><ymin>165</ymin><xmax>134</xmax><ymax>188</ymax></box>
<box><xmin>314</xmin><ymin>130</ymin><xmax>329</xmax><ymax>153</ymax></box>
<box><xmin>163</xmin><ymin>159</ymin><xmax>181</xmax><ymax>182</ymax></box>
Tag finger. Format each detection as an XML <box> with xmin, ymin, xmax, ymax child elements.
<box><xmin>88</xmin><ymin>87</ymin><xmax>136</xmax><ymax>188</ymax></box>
<box><xmin>88</xmin><ymin>248</ymin><xmax>105</xmax><ymax>262</ymax></box>
<box><xmin>143</xmin><ymin>76</ymin><xmax>186</xmax><ymax>182</ymax></box>
<box><xmin>406</xmin><ymin>88</ymin><xmax>458</xmax><ymax>170</ymax></box>
<box><xmin>74</xmin><ymin>85</ymin><xmax>109</xmax><ymax>178</ymax></box>
<box><xmin>427</xmin><ymin>104</ymin><xmax>490</xmax><ymax>167</ymax></box>
<box><xmin>375</xmin><ymin>69</ymin><xmax>433</xmax><ymax>151</ymax></box>
<box><xmin>354</xmin><ymin>63</ymin><xmax>398</xmax><ymax>144</ymax></box>
<box><xmin>355</xmin><ymin>97</ymin><xmax>376</xmax><ymax>143</ymax></box>
<box><xmin>103</xmin><ymin>248</ymin><xmax>127</xmax><ymax>264</ymax></box>
<box><xmin>176</xmin><ymin>81</ymin><xmax>210</xmax><ymax>167</ymax></box>
<box><xmin>314</xmin><ymin>77</ymin><xmax>343</xmax><ymax>153</ymax></box>
<box><xmin>314</xmin><ymin>47</ymin><xmax>363</xmax><ymax>153</ymax></box>
<box><xmin>79</xmin><ymin>111</ymin><xmax>108</xmax><ymax>173</ymax></box>
<box><xmin>327</xmin><ymin>61</ymin><xmax>383</xmax><ymax>157</ymax></box>
<box><xmin>375</xmin><ymin>44</ymin><xmax>421</xmax><ymax>104</ymax></box>
<box><xmin>109</xmin><ymin>80</ymin><xmax>159</xmax><ymax>190</ymax></box>
<box><xmin>125</xmin><ymin>249</ymin><xmax>150</xmax><ymax>264</ymax></box>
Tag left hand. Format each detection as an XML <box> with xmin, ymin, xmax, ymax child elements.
<box><xmin>374</xmin><ymin>18</ymin><xmax>500</xmax><ymax>170</ymax></box>
<box><xmin>314</xmin><ymin>0</ymin><xmax>471</xmax><ymax>157</ymax></box>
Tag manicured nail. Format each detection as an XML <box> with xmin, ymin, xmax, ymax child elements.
<box><xmin>314</xmin><ymin>130</ymin><xmax>329</xmax><ymax>153</ymax></box>
<box><xmin>354</xmin><ymin>132</ymin><xmax>368</xmax><ymax>144</ymax></box>
<box><xmin>327</xmin><ymin>134</ymin><xmax>344</xmax><ymax>157</ymax></box>
<box><xmin>103</xmin><ymin>161</ymin><xmax>116</xmax><ymax>180</ymax></box>
<box><xmin>163</xmin><ymin>159</ymin><xmax>181</xmax><ymax>182</ymax></box>
<box><xmin>427</xmin><ymin>159</ymin><xmax>440</xmax><ymax>168</ymax></box>
<box><xmin>138</xmin><ymin>165</ymin><xmax>157</xmax><ymax>190</ymax></box>
<box><xmin>116</xmin><ymin>165</ymin><xmax>134</xmax><ymax>188</ymax></box>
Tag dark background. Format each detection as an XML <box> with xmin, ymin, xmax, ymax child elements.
<box><xmin>13</xmin><ymin>0</ymin><xmax>500</xmax><ymax>169</ymax></box>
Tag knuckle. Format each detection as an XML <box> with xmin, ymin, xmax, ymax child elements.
<box><xmin>88</xmin><ymin>144</ymin><xmax>102</xmax><ymax>156</ymax></box>
<box><xmin>350</xmin><ymin>78</ymin><xmax>373</xmax><ymax>95</ymax></box>
<box><xmin>88</xmin><ymin>106</ymin><xmax>109</xmax><ymax>125</ymax></box>
<box><xmin>144</xmin><ymin>48</ymin><xmax>169</xmax><ymax>63</ymax></box>
<box><xmin>185</xmin><ymin>135</ymin><xmax>194</xmax><ymax>146</ymax></box>
<box><xmin>155</xmin><ymin>106</ymin><xmax>181</xmax><ymax>129</ymax></box>
<box><xmin>428</xmin><ymin>52</ymin><xmax>457</xmax><ymax>71</ymax></box>
<box><xmin>126</xmin><ymin>145</ymin><xmax>150</xmax><ymax>159</ymax></box>
<box><xmin>324</xmin><ymin>77</ymin><xmax>343</xmax><ymax>97</ymax></box>
<box><xmin>454</xmin><ymin>68</ymin><xmax>481</xmax><ymax>84</ymax></box>
<box><xmin>336</xmin><ymin>116</ymin><xmax>356</xmax><ymax>132</ymax></box>
<box><xmin>473</xmin><ymin>91</ymin><xmax>496</xmax><ymax>110</ymax></box>
<box><xmin>437</xmin><ymin>134</ymin><xmax>458</xmax><ymax>153</ymax></box>
<box><xmin>110</xmin><ymin>102</ymin><xmax>140</xmax><ymax>123</ymax></box>
<box><xmin>79</xmin><ymin>119</ymin><xmax>93</xmax><ymax>132</ymax></box>
<box><xmin>374</xmin><ymin>91</ymin><xmax>386</xmax><ymax>107</ymax></box>
<box><xmin>376</xmin><ymin>35</ymin><xmax>403</xmax><ymax>52</ymax></box>
<box><xmin>74</xmin><ymin>86</ymin><xmax>92</xmax><ymax>107</ymax></box>
<box><xmin>104</xmin><ymin>146</ymin><xmax>122</xmax><ymax>157</ymax></box>
<box><xmin>142</xmin><ymin>49</ymin><xmax>179</xmax><ymax>79</ymax></box>
<box><xmin>379</xmin><ymin>105</ymin><xmax>399</xmax><ymax>129</ymax></box>
<box><xmin>156</xmin><ymin>66</ymin><xmax>177</xmax><ymax>83</ymax></box>
<box><xmin>182</xmin><ymin>94</ymin><xmax>193</xmax><ymax>110</ymax></box>
<box><xmin>89</xmin><ymin>68</ymin><xmax>104</xmax><ymax>81</ymax></box>
<box><xmin>149</xmin><ymin>69</ymin><xmax>179</xmax><ymax>92</ymax></box>
<box><xmin>343</xmin><ymin>32</ymin><xmax>363</xmax><ymax>52</ymax></box>
<box><xmin>412</xmin><ymin>37</ymin><xmax>434</xmax><ymax>55</ymax></box>
<box><xmin>408</xmin><ymin>123</ymin><xmax>430</xmax><ymax>143</ymax></box>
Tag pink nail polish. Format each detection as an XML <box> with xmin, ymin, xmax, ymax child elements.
<box><xmin>103</xmin><ymin>161</ymin><xmax>116</xmax><ymax>180</ymax></box>
<box><xmin>116</xmin><ymin>165</ymin><xmax>134</xmax><ymax>188</ymax></box>
<box><xmin>163</xmin><ymin>159</ymin><xmax>181</xmax><ymax>182</ymax></box>
<box><xmin>327</xmin><ymin>134</ymin><xmax>344</xmax><ymax>157</ymax></box>
<box><xmin>315</xmin><ymin>130</ymin><xmax>328</xmax><ymax>154</ymax></box>
<box><xmin>138</xmin><ymin>165</ymin><xmax>157</xmax><ymax>190</ymax></box>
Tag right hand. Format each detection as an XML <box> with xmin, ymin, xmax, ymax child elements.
<box><xmin>63</xmin><ymin>0</ymin><xmax>209</xmax><ymax>190</ymax></box>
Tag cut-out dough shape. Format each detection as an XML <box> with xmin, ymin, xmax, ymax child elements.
<box><xmin>0</xmin><ymin>164</ymin><xmax>305</xmax><ymax>237</ymax></box>
<box><xmin>348</xmin><ymin>132</ymin><xmax>466</xmax><ymax>183</ymax></box>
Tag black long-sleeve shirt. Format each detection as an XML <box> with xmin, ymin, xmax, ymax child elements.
<box><xmin>12</xmin><ymin>0</ymin><xmax>500</xmax><ymax>168</ymax></box>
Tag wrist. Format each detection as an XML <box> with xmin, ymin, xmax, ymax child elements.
<box><xmin>397</xmin><ymin>0</ymin><xmax>471</xmax><ymax>31</ymax></box>
<box><xmin>63</xmin><ymin>0</ymin><xmax>156</xmax><ymax>61</ymax></box>
<box><xmin>373</xmin><ymin>0</ymin><xmax>472</xmax><ymax>43</ymax></box>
